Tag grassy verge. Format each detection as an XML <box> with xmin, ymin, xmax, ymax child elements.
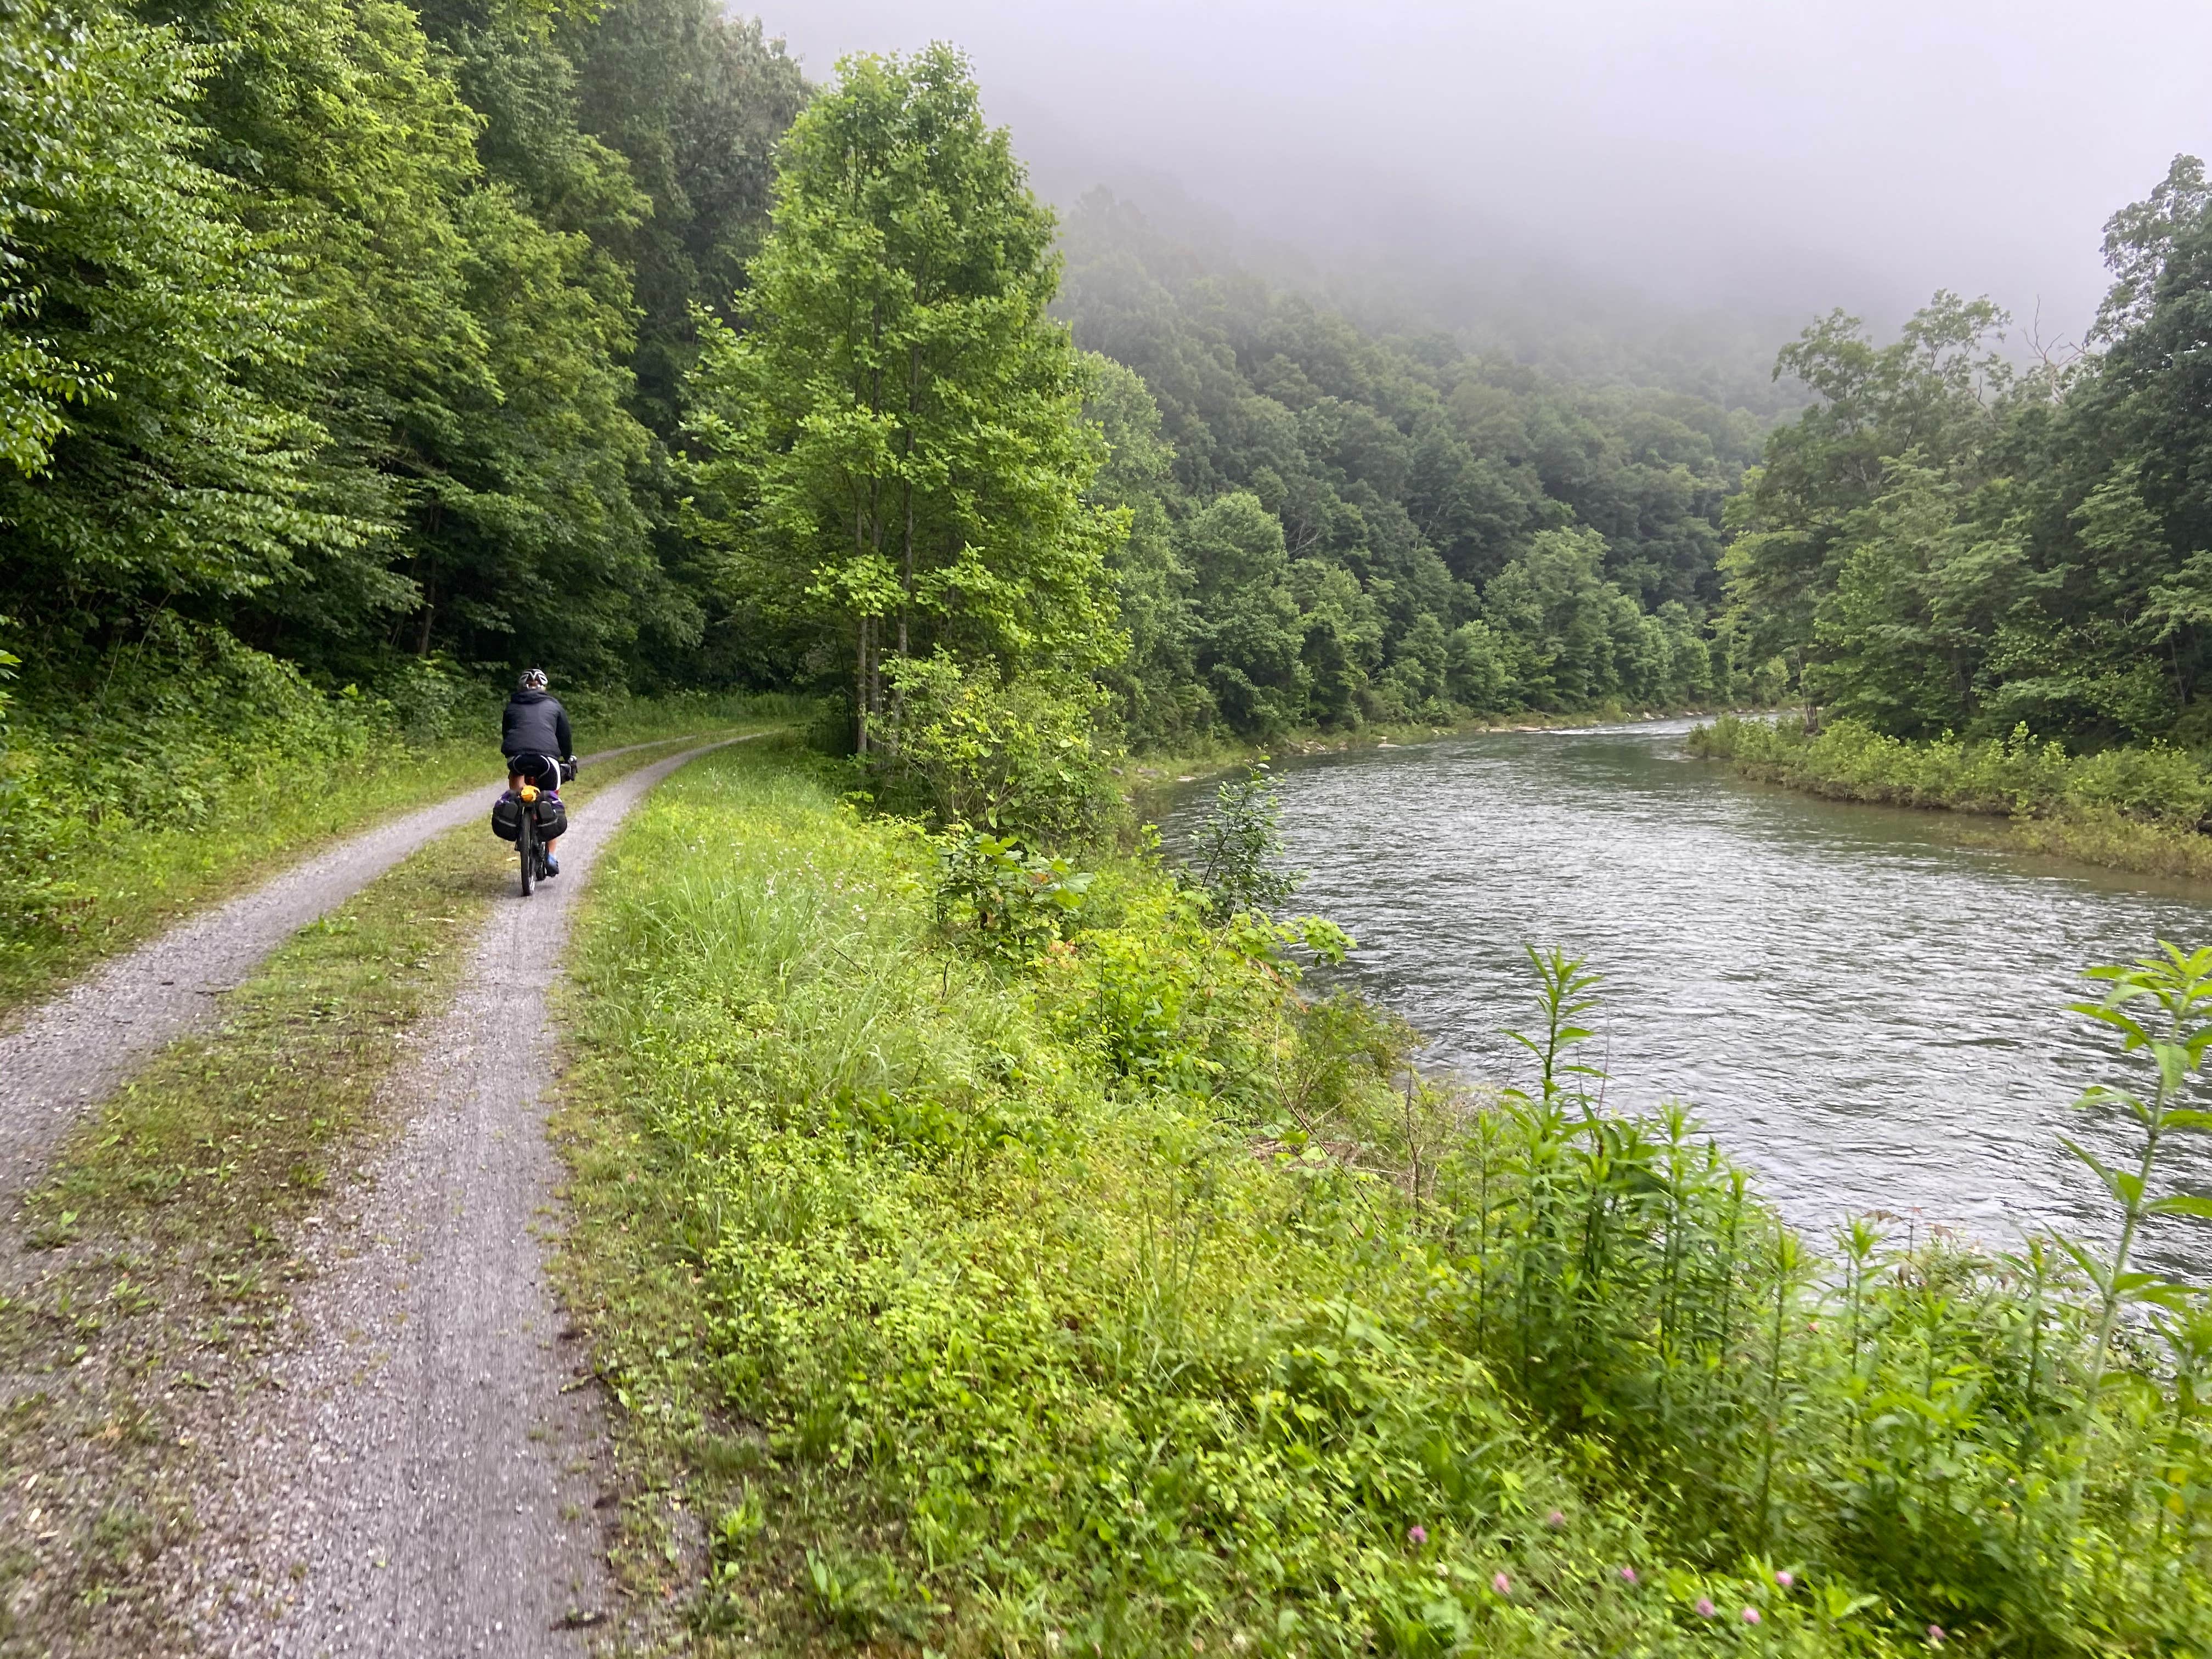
<box><xmin>554</xmin><ymin>739</ymin><xmax>2212</xmax><ymax>1657</ymax></box>
<box><xmin>0</xmin><ymin>743</ymin><xmax>680</xmax><ymax>1654</ymax></box>
<box><xmin>0</xmin><ymin>693</ymin><xmax>804</xmax><ymax>1016</ymax></box>
<box><xmin>1690</xmin><ymin>714</ymin><xmax>2212</xmax><ymax>881</ymax></box>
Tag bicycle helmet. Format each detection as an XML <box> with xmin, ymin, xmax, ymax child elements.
<box><xmin>518</xmin><ymin>668</ymin><xmax>549</xmax><ymax>692</ymax></box>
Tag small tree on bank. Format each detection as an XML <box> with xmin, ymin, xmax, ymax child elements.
<box><xmin>682</xmin><ymin>43</ymin><xmax>1124</xmax><ymax>754</ymax></box>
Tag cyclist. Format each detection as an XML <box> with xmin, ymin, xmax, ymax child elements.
<box><xmin>501</xmin><ymin>668</ymin><xmax>575</xmax><ymax>877</ymax></box>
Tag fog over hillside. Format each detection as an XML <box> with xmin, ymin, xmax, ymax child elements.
<box><xmin>769</xmin><ymin>0</ymin><xmax>2212</xmax><ymax>374</ymax></box>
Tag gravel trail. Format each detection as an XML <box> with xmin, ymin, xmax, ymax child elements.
<box><xmin>0</xmin><ymin>737</ymin><xmax>698</xmax><ymax>1216</ymax></box>
<box><xmin>176</xmin><ymin>738</ymin><xmax>738</xmax><ymax>1656</ymax></box>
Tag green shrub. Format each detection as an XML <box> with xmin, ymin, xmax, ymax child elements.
<box><xmin>931</xmin><ymin>828</ymin><xmax>1094</xmax><ymax>961</ymax></box>
<box><xmin>565</xmin><ymin>744</ymin><xmax>2212</xmax><ymax>1657</ymax></box>
<box><xmin>1178</xmin><ymin>760</ymin><xmax>1302</xmax><ymax>921</ymax></box>
<box><xmin>873</xmin><ymin>651</ymin><xmax>1124</xmax><ymax>847</ymax></box>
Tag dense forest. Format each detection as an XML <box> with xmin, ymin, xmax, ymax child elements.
<box><xmin>2</xmin><ymin>0</ymin><xmax>803</xmax><ymax>695</ymax></box>
<box><xmin>1056</xmin><ymin>191</ymin><xmax>1773</xmax><ymax>745</ymax></box>
<box><xmin>9</xmin><ymin>0</ymin><xmax>2212</xmax><ymax>826</ymax></box>
<box><xmin>1</xmin><ymin>0</ymin><xmax>1788</xmax><ymax>807</ymax></box>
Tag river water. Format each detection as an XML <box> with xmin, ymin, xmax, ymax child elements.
<box><xmin>1160</xmin><ymin>719</ymin><xmax>2212</xmax><ymax>1269</ymax></box>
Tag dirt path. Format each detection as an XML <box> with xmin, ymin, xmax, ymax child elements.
<box><xmin>0</xmin><ymin>737</ymin><xmax>699</xmax><ymax>1217</ymax></box>
<box><xmin>171</xmin><ymin>739</ymin><xmax>737</xmax><ymax>1656</ymax></box>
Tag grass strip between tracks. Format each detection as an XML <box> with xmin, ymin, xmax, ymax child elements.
<box><xmin>0</xmin><ymin>738</ymin><xmax>712</xmax><ymax>1653</ymax></box>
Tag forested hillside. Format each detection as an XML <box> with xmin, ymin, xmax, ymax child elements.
<box><xmin>20</xmin><ymin>0</ymin><xmax>2212</xmax><ymax>930</ymax></box>
<box><xmin>1</xmin><ymin>0</ymin><xmax>1778</xmax><ymax>767</ymax></box>
<box><xmin>1724</xmin><ymin>157</ymin><xmax>2212</xmax><ymax>749</ymax></box>
<box><xmin>2</xmin><ymin>0</ymin><xmax>800</xmax><ymax>695</ymax></box>
<box><xmin>1057</xmin><ymin>191</ymin><xmax>1773</xmax><ymax>744</ymax></box>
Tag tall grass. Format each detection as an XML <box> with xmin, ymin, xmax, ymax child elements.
<box><xmin>1689</xmin><ymin>715</ymin><xmax>2212</xmax><ymax>878</ymax></box>
<box><xmin>564</xmin><ymin>741</ymin><xmax>2212</xmax><ymax>1656</ymax></box>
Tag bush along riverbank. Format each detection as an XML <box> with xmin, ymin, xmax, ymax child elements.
<box><xmin>556</xmin><ymin>737</ymin><xmax>2212</xmax><ymax>1656</ymax></box>
<box><xmin>1689</xmin><ymin>714</ymin><xmax>2212</xmax><ymax>881</ymax></box>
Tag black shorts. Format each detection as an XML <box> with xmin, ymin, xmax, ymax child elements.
<box><xmin>504</xmin><ymin>753</ymin><xmax>561</xmax><ymax>788</ymax></box>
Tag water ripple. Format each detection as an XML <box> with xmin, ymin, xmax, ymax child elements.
<box><xmin>1161</xmin><ymin>722</ymin><xmax>2212</xmax><ymax>1271</ymax></box>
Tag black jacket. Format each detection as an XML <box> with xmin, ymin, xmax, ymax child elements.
<box><xmin>501</xmin><ymin>690</ymin><xmax>572</xmax><ymax>760</ymax></box>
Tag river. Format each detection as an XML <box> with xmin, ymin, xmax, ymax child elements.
<box><xmin>1161</xmin><ymin>719</ymin><xmax>2212</xmax><ymax>1271</ymax></box>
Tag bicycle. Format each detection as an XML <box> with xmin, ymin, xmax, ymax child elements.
<box><xmin>517</xmin><ymin>781</ymin><xmax>544</xmax><ymax>898</ymax></box>
<box><xmin>503</xmin><ymin>753</ymin><xmax>571</xmax><ymax>899</ymax></box>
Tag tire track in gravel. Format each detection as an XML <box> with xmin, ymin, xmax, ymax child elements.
<box><xmin>174</xmin><ymin>738</ymin><xmax>745</xmax><ymax>1658</ymax></box>
<box><xmin>0</xmin><ymin>737</ymin><xmax>706</xmax><ymax>1220</ymax></box>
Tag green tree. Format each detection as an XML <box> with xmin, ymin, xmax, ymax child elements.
<box><xmin>1446</xmin><ymin>618</ymin><xmax>1512</xmax><ymax>709</ymax></box>
<box><xmin>1085</xmin><ymin>354</ymin><xmax>1203</xmax><ymax>746</ymax></box>
<box><xmin>562</xmin><ymin>0</ymin><xmax>806</xmax><ymax>435</ymax></box>
<box><xmin>1722</xmin><ymin>295</ymin><xmax>2015</xmax><ymax>681</ymax></box>
<box><xmin>1177</xmin><ymin>492</ymin><xmax>1306</xmax><ymax>736</ymax></box>
<box><xmin>0</xmin><ymin>0</ymin><xmax>349</xmax><ymax>639</ymax></box>
<box><xmin>1802</xmin><ymin>456</ymin><xmax>2035</xmax><ymax>735</ymax></box>
<box><xmin>1482</xmin><ymin>527</ymin><xmax>1626</xmax><ymax>709</ymax></box>
<box><xmin>685</xmin><ymin>44</ymin><xmax>1124</xmax><ymax>752</ymax></box>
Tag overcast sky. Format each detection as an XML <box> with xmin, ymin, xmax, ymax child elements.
<box><xmin>761</xmin><ymin>0</ymin><xmax>2212</xmax><ymax>341</ymax></box>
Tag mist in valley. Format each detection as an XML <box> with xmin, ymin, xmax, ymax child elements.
<box><xmin>770</xmin><ymin>0</ymin><xmax>2212</xmax><ymax>393</ymax></box>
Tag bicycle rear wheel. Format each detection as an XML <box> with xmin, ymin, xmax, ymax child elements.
<box><xmin>518</xmin><ymin>812</ymin><xmax>535</xmax><ymax>898</ymax></box>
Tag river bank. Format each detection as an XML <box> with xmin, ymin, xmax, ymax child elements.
<box><xmin>553</xmin><ymin>733</ymin><xmax>2212</xmax><ymax>1655</ymax></box>
<box><xmin>1121</xmin><ymin>702</ymin><xmax>1765</xmax><ymax>799</ymax></box>
<box><xmin>1161</xmin><ymin>718</ymin><xmax>2212</xmax><ymax>1258</ymax></box>
<box><xmin>1689</xmin><ymin>713</ymin><xmax>2212</xmax><ymax>882</ymax></box>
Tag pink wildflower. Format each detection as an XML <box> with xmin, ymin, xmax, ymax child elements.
<box><xmin>1492</xmin><ymin>1573</ymin><xmax>1512</xmax><ymax>1598</ymax></box>
<box><xmin>1742</xmin><ymin>1608</ymin><xmax>1762</xmax><ymax>1626</ymax></box>
<box><xmin>1774</xmin><ymin>1570</ymin><xmax>1795</xmax><ymax>1591</ymax></box>
<box><xmin>1927</xmin><ymin>1627</ymin><xmax>1946</xmax><ymax>1647</ymax></box>
<box><xmin>1545</xmin><ymin>1509</ymin><xmax>1565</xmax><ymax>1528</ymax></box>
<box><xmin>1407</xmin><ymin>1525</ymin><xmax>1427</xmax><ymax>1546</ymax></box>
<box><xmin>1617</xmin><ymin>1566</ymin><xmax>1638</xmax><ymax>1585</ymax></box>
<box><xmin>1695</xmin><ymin>1598</ymin><xmax>1717</xmax><ymax>1619</ymax></box>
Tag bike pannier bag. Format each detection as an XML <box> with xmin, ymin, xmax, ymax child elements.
<box><xmin>533</xmin><ymin>793</ymin><xmax>568</xmax><ymax>840</ymax></box>
<box><xmin>490</xmin><ymin>793</ymin><xmax>522</xmax><ymax>842</ymax></box>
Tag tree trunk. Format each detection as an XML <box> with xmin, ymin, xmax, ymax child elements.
<box><xmin>893</xmin><ymin>488</ymin><xmax>914</xmax><ymax>752</ymax></box>
<box><xmin>855</xmin><ymin>614</ymin><xmax>871</xmax><ymax>755</ymax></box>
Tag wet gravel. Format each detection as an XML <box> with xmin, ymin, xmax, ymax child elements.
<box><xmin>167</xmin><ymin>741</ymin><xmax>741</xmax><ymax>1656</ymax></box>
<box><xmin>0</xmin><ymin>738</ymin><xmax>697</xmax><ymax>1222</ymax></box>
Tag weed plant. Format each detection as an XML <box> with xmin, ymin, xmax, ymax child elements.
<box><xmin>1181</xmin><ymin>761</ymin><xmax>1304</xmax><ymax>921</ymax></box>
<box><xmin>562</xmin><ymin>740</ymin><xmax>2212</xmax><ymax>1657</ymax></box>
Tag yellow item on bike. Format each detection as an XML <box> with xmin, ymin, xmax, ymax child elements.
<box><xmin>520</xmin><ymin>785</ymin><xmax>538</xmax><ymax>803</ymax></box>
